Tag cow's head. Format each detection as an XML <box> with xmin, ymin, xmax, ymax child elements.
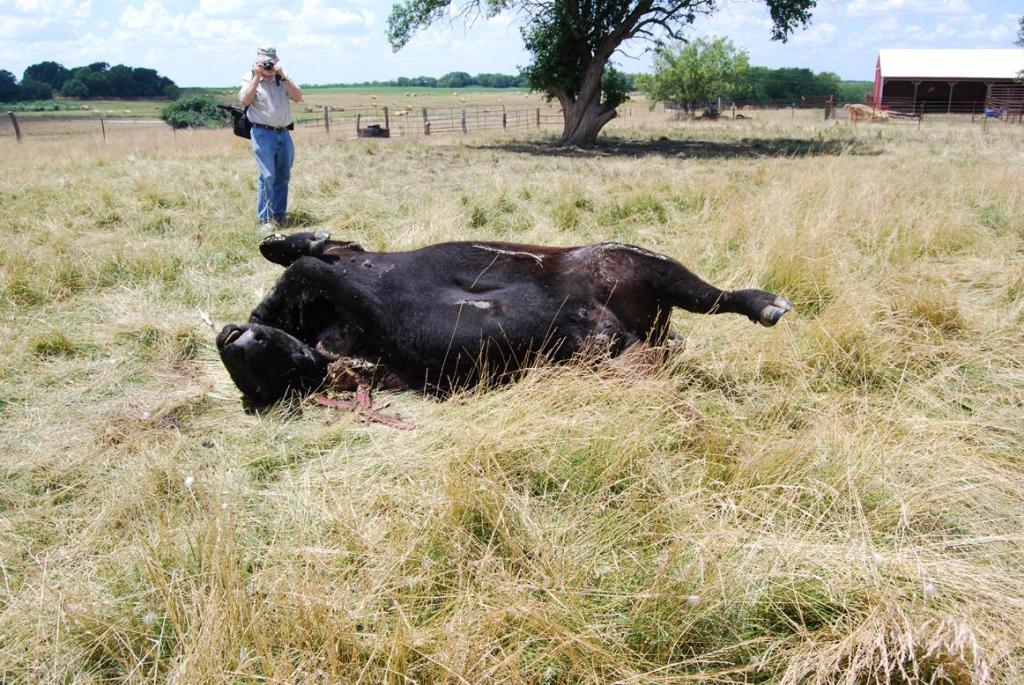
<box><xmin>216</xmin><ymin>323</ymin><xmax>328</xmax><ymax>406</ymax></box>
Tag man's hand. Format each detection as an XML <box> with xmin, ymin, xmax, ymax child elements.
<box><xmin>254</xmin><ymin>61</ymin><xmax>273</xmax><ymax>79</ymax></box>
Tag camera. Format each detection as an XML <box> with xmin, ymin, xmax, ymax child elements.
<box><xmin>261</xmin><ymin>60</ymin><xmax>275</xmax><ymax>70</ymax></box>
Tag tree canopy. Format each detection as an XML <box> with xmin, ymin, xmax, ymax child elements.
<box><xmin>23</xmin><ymin>61</ymin><xmax>70</xmax><ymax>90</ymax></box>
<box><xmin>639</xmin><ymin>40</ymin><xmax>867</xmax><ymax>110</ymax></box>
<box><xmin>387</xmin><ymin>0</ymin><xmax>816</xmax><ymax>145</ymax></box>
<box><xmin>636</xmin><ymin>37</ymin><xmax>750</xmax><ymax>113</ymax></box>
<box><xmin>0</xmin><ymin>70</ymin><xmax>19</xmax><ymax>103</ymax></box>
<box><xmin>0</xmin><ymin>60</ymin><xmax>180</xmax><ymax>102</ymax></box>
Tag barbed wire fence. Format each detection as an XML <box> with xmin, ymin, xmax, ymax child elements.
<box><xmin>3</xmin><ymin>94</ymin><xmax>1021</xmax><ymax>143</ymax></box>
<box><xmin>293</xmin><ymin>103</ymin><xmax>567</xmax><ymax>137</ymax></box>
<box><xmin>0</xmin><ymin>103</ymin><xmax>581</xmax><ymax>142</ymax></box>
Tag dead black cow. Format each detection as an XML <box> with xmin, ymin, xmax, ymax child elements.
<box><xmin>217</xmin><ymin>231</ymin><xmax>793</xmax><ymax>405</ymax></box>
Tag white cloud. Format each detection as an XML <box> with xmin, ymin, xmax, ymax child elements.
<box><xmin>792</xmin><ymin>21</ymin><xmax>839</xmax><ymax>45</ymax></box>
<box><xmin>845</xmin><ymin>0</ymin><xmax>972</xmax><ymax>17</ymax></box>
<box><xmin>198</xmin><ymin>0</ymin><xmax>248</xmax><ymax>17</ymax></box>
<box><xmin>7</xmin><ymin>0</ymin><xmax>90</xmax><ymax>19</ymax></box>
<box><xmin>0</xmin><ymin>13</ymin><xmax>32</xmax><ymax>39</ymax></box>
<box><xmin>293</xmin><ymin>0</ymin><xmax>371</xmax><ymax>31</ymax></box>
<box><xmin>118</xmin><ymin>2</ymin><xmax>176</xmax><ymax>32</ymax></box>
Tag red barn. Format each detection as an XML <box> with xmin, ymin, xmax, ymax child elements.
<box><xmin>872</xmin><ymin>49</ymin><xmax>1024</xmax><ymax>114</ymax></box>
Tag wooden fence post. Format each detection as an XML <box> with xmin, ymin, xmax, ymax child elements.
<box><xmin>100</xmin><ymin>116</ymin><xmax>106</xmax><ymax>141</ymax></box>
<box><xmin>422</xmin><ymin>108</ymin><xmax>429</xmax><ymax>135</ymax></box>
<box><xmin>7</xmin><ymin>111</ymin><xmax>21</xmax><ymax>142</ymax></box>
<box><xmin>356</xmin><ymin>113</ymin><xmax>361</xmax><ymax>134</ymax></box>
<box><xmin>384</xmin><ymin>106</ymin><xmax>389</xmax><ymax>131</ymax></box>
<box><xmin>461</xmin><ymin>109</ymin><xmax>467</xmax><ymax>134</ymax></box>
<box><xmin>536</xmin><ymin>108</ymin><xmax>540</xmax><ymax>127</ymax></box>
<box><xmin>502</xmin><ymin>109</ymin><xmax>507</xmax><ymax>129</ymax></box>
<box><xmin>323</xmin><ymin>106</ymin><xmax>330</xmax><ymax>133</ymax></box>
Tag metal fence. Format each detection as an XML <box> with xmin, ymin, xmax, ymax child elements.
<box><xmin>293</xmin><ymin>104</ymin><xmax>566</xmax><ymax>137</ymax></box>
<box><xmin>831</xmin><ymin>99</ymin><xmax>1024</xmax><ymax>125</ymax></box>
<box><xmin>0</xmin><ymin>103</ymin><xmax>570</xmax><ymax>142</ymax></box>
<box><xmin>5</xmin><ymin>95</ymin><xmax>1021</xmax><ymax>143</ymax></box>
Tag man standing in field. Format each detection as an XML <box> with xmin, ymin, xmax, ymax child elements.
<box><xmin>239</xmin><ymin>46</ymin><xmax>303</xmax><ymax>229</ymax></box>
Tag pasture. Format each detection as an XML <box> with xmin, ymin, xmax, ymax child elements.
<box><xmin>1</xmin><ymin>107</ymin><xmax>1022</xmax><ymax>682</ymax></box>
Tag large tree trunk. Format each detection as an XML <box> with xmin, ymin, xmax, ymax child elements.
<box><xmin>550</xmin><ymin>59</ymin><xmax>617</xmax><ymax>147</ymax></box>
<box><xmin>559</xmin><ymin>99</ymin><xmax>617</xmax><ymax>146</ymax></box>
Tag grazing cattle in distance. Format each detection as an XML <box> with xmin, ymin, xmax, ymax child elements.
<box><xmin>217</xmin><ymin>231</ymin><xmax>794</xmax><ymax>406</ymax></box>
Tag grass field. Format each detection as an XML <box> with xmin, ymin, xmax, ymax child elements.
<box><xmin>1</xmin><ymin>108</ymin><xmax>1023</xmax><ymax>682</ymax></box>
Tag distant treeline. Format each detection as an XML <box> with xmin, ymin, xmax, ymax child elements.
<box><xmin>317</xmin><ymin>71</ymin><xmax>532</xmax><ymax>89</ymax></box>
<box><xmin>315</xmin><ymin>68</ymin><xmax>867</xmax><ymax>103</ymax></box>
<box><xmin>0</xmin><ymin>61</ymin><xmax>180</xmax><ymax>103</ymax></box>
<box><xmin>745</xmin><ymin>67</ymin><xmax>870</xmax><ymax>104</ymax></box>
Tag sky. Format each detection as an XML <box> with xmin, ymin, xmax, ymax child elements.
<box><xmin>0</xmin><ymin>0</ymin><xmax>1020</xmax><ymax>87</ymax></box>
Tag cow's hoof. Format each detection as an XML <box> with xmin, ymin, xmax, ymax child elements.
<box><xmin>310</xmin><ymin>230</ymin><xmax>330</xmax><ymax>253</ymax></box>
<box><xmin>758</xmin><ymin>297</ymin><xmax>794</xmax><ymax>327</ymax></box>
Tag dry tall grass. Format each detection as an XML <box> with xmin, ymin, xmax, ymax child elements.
<box><xmin>1</xmin><ymin>110</ymin><xmax>1023</xmax><ymax>683</ymax></box>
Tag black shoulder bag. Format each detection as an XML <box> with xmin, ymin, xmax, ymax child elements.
<box><xmin>219</xmin><ymin>104</ymin><xmax>252</xmax><ymax>139</ymax></box>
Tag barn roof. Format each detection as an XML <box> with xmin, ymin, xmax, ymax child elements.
<box><xmin>878</xmin><ymin>49</ymin><xmax>1024</xmax><ymax>80</ymax></box>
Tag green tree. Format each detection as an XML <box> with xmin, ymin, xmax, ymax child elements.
<box><xmin>815</xmin><ymin>71</ymin><xmax>841</xmax><ymax>96</ymax></box>
<box><xmin>23</xmin><ymin>61</ymin><xmax>71</xmax><ymax>90</ymax></box>
<box><xmin>636</xmin><ymin>37</ymin><xmax>749</xmax><ymax>114</ymax></box>
<box><xmin>60</xmin><ymin>78</ymin><xmax>90</xmax><ymax>98</ymax></box>
<box><xmin>18</xmin><ymin>78</ymin><xmax>53</xmax><ymax>101</ymax></box>
<box><xmin>388</xmin><ymin>0</ymin><xmax>815</xmax><ymax>146</ymax></box>
<box><xmin>438</xmin><ymin>71</ymin><xmax>474</xmax><ymax>87</ymax></box>
<box><xmin>836</xmin><ymin>80</ymin><xmax>871</xmax><ymax>103</ymax></box>
<box><xmin>601</xmin><ymin>65</ymin><xmax>631</xmax><ymax>108</ymax></box>
<box><xmin>0</xmin><ymin>70</ymin><xmax>19</xmax><ymax>102</ymax></box>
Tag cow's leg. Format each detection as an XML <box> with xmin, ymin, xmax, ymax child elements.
<box><xmin>660</xmin><ymin>264</ymin><xmax>793</xmax><ymax>327</ymax></box>
<box><xmin>258</xmin><ymin>231</ymin><xmax>332</xmax><ymax>266</ymax></box>
<box><xmin>250</xmin><ymin>256</ymin><xmax>383</xmax><ymax>351</ymax></box>
<box><xmin>593</xmin><ymin>244</ymin><xmax>793</xmax><ymax>331</ymax></box>
<box><xmin>258</xmin><ymin>231</ymin><xmax>366</xmax><ymax>267</ymax></box>
<box><xmin>250</xmin><ymin>257</ymin><xmax>350</xmax><ymax>342</ymax></box>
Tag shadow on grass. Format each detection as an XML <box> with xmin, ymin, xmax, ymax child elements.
<box><xmin>483</xmin><ymin>135</ymin><xmax>881</xmax><ymax>159</ymax></box>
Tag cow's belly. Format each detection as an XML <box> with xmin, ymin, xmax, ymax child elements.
<box><xmin>371</xmin><ymin>282</ymin><xmax>601</xmax><ymax>379</ymax></box>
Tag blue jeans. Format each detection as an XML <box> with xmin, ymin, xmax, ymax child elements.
<box><xmin>251</xmin><ymin>127</ymin><xmax>294</xmax><ymax>224</ymax></box>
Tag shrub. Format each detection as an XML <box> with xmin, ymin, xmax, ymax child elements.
<box><xmin>60</xmin><ymin>78</ymin><xmax>89</xmax><ymax>98</ymax></box>
<box><xmin>160</xmin><ymin>95</ymin><xmax>224</xmax><ymax>129</ymax></box>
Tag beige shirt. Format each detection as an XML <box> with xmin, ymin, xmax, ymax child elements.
<box><xmin>239</xmin><ymin>71</ymin><xmax>293</xmax><ymax>128</ymax></box>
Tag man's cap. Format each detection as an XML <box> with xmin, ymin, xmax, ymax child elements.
<box><xmin>257</xmin><ymin>46</ymin><xmax>278</xmax><ymax>62</ymax></box>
